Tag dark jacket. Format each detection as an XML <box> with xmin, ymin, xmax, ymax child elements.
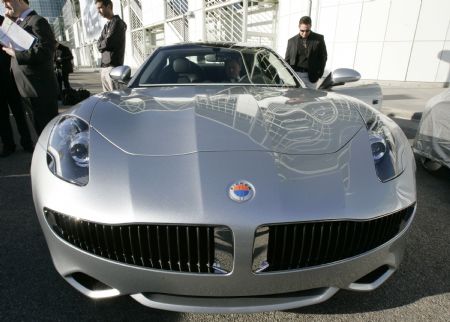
<box><xmin>0</xmin><ymin>46</ymin><xmax>11</xmax><ymax>88</ymax></box>
<box><xmin>0</xmin><ymin>15</ymin><xmax>10</xmax><ymax>88</ymax></box>
<box><xmin>55</xmin><ymin>43</ymin><xmax>74</xmax><ymax>74</ymax></box>
<box><xmin>285</xmin><ymin>31</ymin><xmax>327</xmax><ymax>83</ymax></box>
<box><xmin>97</xmin><ymin>15</ymin><xmax>127</xmax><ymax>67</ymax></box>
<box><xmin>10</xmin><ymin>11</ymin><xmax>58</xmax><ymax>98</ymax></box>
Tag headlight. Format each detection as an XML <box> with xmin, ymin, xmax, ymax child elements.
<box><xmin>47</xmin><ymin>116</ymin><xmax>89</xmax><ymax>186</ymax></box>
<box><xmin>366</xmin><ymin>113</ymin><xmax>406</xmax><ymax>182</ymax></box>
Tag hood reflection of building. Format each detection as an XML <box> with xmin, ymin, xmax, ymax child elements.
<box><xmin>105</xmin><ymin>86</ymin><xmax>366</xmax><ymax>187</ymax></box>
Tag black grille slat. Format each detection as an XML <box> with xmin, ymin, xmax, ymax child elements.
<box><xmin>206</xmin><ymin>227</ymin><xmax>212</xmax><ymax>272</ymax></box>
<box><xmin>360</xmin><ymin>221</ymin><xmax>371</xmax><ymax>253</ymax></box>
<box><xmin>382</xmin><ymin>214</ymin><xmax>394</xmax><ymax>242</ymax></box>
<box><xmin>367</xmin><ymin>218</ymin><xmax>379</xmax><ymax>250</ymax></box>
<box><xmin>102</xmin><ymin>225</ymin><xmax>112</xmax><ymax>259</ymax></box>
<box><xmin>128</xmin><ymin>226</ymin><xmax>137</xmax><ymax>265</ymax></box>
<box><xmin>137</xmin><ymin>226</ymin><xmax>145</xmax><ymax>266</ymax></box>
<box><xmin>145</xmin><ymin>226</ymin><xmax>155</xmax><ymax>268</ymax></box>
<box><xmin>261</xmin><ymin>205</ymin><xmax>414</xmax><ymax>272</ymax></box>
<box><xmin>288</xmin><ymin>225</ymin><xmax>298</xmax><ymax>269</ymax></box>
<box><xmin>119</xmin><ymin>227</ymin><xmax>128</xmax><ymax>263</ymax></box>
<box><xmin>297</xmin><ymin>224</ymin><xmax>307</xmax><ymax>268</ymax></box>
<box><xmin>166</xmin><ymin>226</ymin><xmax>173</xmax><ymax>271</ymax></box>
<box><xmin>347</xmin><ymin>222</ymin><xmax>359</xmax><ymax>259</ymax></box>
<box><xmin>86</xmin><ymin>223</ymin><xmax>96</xmax><ymax>254</ymax></box>
<box><xmin>196</xmin><ymin>227</ymin><xmax>201</xmax><ymax>272</ymax></box>
<box><xmin>328</xmin><ymin>222</ymin><xmax>339</xmax><ymax>262</ymax></box>
<box><xmin>305</xmin><ymin>224</ymin><xmax>316</xmax><ymax>266</ymax></box>
<box><xmin>45</xmin><ymin>210</ymin><xmax>225</xmax><ymax>274</ymax></box>
<box><xmin>72</xmin><ymin>218</ymin><xmax>82</xmax><ymax>248</ymax></box>
<box><xmin>314</xmin><ymin>223</ymin><xmax>325</xmax><ymax>266</ymax></box>
<box><xmin>186</xmin><ymin>227</ymin><xmax>192</xmax><ymax>272</ymax></box>
<box><xmin>176</xmin><ymin>226</ymin><xmax>182</xmax><ymax>271</ymax></box>
<box><xmin>156</xmin><ymin>226</ymin><xmax>164</xmax><ymax>269</ymax></box>
<box><xmin>110</xmin><ymin>226</ymin><xmax>120</xmax><ymax>261</ymax></box>
<box><xmin>280</xmin><ymin>226</ymin><xmax>288</xmax><ymax>268</ymax></box>
<box><xmin>93</xmin><ymin>224</ymin><xmax>103</xmax><ymax>257</ymax></box>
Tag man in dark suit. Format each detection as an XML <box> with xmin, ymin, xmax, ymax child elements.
<box><xmin>0</xmin><ymin>14</ymin><xmax>33</xmax><ymax>157</ymax></box>
<box><xmin>2</xmin><ymin>0</ymin><xmax>59</xmax><ymax>135</ymax></box>
<box><xmin>285</xmin><ymin>16</ymin><xmax>327</xmax><ymax>88</ymax></box>
<box><xmin>95</xmin><ymin>0</ymin><xmax>127</xmax><ymax>92</ymax></box>
<box><xmin>54</xmin><ymin>41</ymin><xmax>74</xmax><ymax>92</ymax></box>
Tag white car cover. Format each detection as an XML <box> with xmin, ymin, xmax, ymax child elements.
<box><xmin>413</xmin><ymin>88</ymin><xmax>450</xmax><ymax>168</ymax></box>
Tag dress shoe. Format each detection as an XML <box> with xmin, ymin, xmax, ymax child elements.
<box><xmin>0</xmin><ymin>146</ymin><xmax>16</xmax><ymax>157</ymax></box>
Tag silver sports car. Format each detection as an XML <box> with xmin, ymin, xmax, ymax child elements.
<box><xmin>31</xmin><ymin>43</ymin><xmax>416</xmax><ymax>313</ymax></box>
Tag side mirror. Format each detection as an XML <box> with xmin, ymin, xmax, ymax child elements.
<box><xmin>318</xmin><ymin>68</ymin><xmax>361</xmax><ymax>90</ymax></box>
<box><xmin>110</xmin><ymin>65</ymin><xmax>131</xmax><ymax>84</ymax></box>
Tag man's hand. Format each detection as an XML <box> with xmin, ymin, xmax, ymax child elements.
<box><xmin>4</xmin><ymin>9</ymin><xmax>17</xmax><ymax>21</ymax></box>
<box><xmin>2</xmin><ymin>46</ymin><xmax>16</xmax><ymax>57</ymax></box>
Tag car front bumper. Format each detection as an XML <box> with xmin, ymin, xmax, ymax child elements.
<box><xmin>31</xmin><ymin>125</ymin><xmax>417</xmax><ymax>313</ymax></box>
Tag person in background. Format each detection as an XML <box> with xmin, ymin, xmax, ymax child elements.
<box><xmin>0</xmin><ymin>13</ymin><xmax>34</xmax><ymax>157</ymax></box>
<box><xmin>224</xmin><ymin>57</ymin><xmax>249</xmax><ymax>83</ymax></box>
<box><xmin>285</xmin><ymin>16</ymin><xmax>327</xmax><ymax>89</ymax></box>
<box><xmin>95</xmin><ymin>0</ymin><xmax>127</xmax><ymax>92</ymax></box>
<box><xmin>54</xmin><ymin>41</ymin><xmax>74</xmax><ymax>93</ymax></box>
<box><xmin>2</xmin><ymin>0</ymin><xmax>59</xmax><ymax>136</ymax></box>
<box><xmin>224</xmin><ymin>58</ymin><xmax>242</xmax><ymax>83</ymax></box>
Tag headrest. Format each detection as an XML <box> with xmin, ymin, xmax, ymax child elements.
<box><xmin>173</xmin><ymin>58</ymin><xmax>190</xmax><ymax>73</ymax></box>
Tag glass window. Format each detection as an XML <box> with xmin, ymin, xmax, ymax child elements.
<box><xmin>135</xmin><ymin>45</ymin><xmax>299</xmax><ymax>87</ymax></box>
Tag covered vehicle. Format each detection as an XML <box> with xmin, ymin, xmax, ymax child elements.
<box><xmin>413</xmin><ymin>88</ymin><xmax>450</xmax><ymax>171</ymax></box>
<box><xmin>31</xmin><ymin>43</ymin><xmax>416</xmax><ymax>313</ymax></box>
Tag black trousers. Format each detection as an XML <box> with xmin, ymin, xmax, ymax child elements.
<box><xmin>22</xmin><ymin>96</ymin><xmax>59</xmax><ymax>136</ymax></box>
<box><xmin>0</xmin><ymin>79</ymin><xmax>33</xmax><ymax>150</ymax></box>
<box><xmin>56</xmin><ymin>69</ymin><xmax>71</xmax><ymax>93</ymax></box>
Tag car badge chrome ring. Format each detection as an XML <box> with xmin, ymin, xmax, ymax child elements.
<box><xmin>228</xmin><ymin>181</ymin><xmax>255</xmax><ymax>202</ymax></box>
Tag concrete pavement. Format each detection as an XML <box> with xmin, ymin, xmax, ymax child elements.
<box><xmin>381</xmin><ymin>86</ymin><xmax>445</xmax><ymax>120</ymax></box>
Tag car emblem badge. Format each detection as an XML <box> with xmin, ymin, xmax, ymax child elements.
<box><xmin>229</xmin><ymin>181</ymin><xmax>255</xmax><ymax>202</ymax></box>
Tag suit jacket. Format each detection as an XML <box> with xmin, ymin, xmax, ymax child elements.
<box><xmin>0</xmin><ymin>15</ymin><xmax>10</xmax><ymax>89</ymax></box>
<box><xmin>97</xmin><ymin>15</ymin><xmax>127</xmax><ymax>67</ymax></box>
<box><xmin>0</xmin><ymin>45</ymin><xmax>11</xmax><ymax>89</ymax></box>
<box><xmin>10</xmin><ymin>11</ymin><xmax>58</xmax><ymax>98</ymax></box>
<box><xmin>285</xmin><ymin>31</ymin><xmax>327</xmax><ymax>83</ymax></box>
<box><xmin>55</xmin><ymin>43</ymin><xmax>74</xmax><ymax>74</ymax></box>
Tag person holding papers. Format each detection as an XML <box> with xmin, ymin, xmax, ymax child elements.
<box><xmin>1</xmin><ymin>0</ymin><xmax>58</xmax><ymax>135</ymax></box>
<box><xmin>0</xmin><ymin>15</ymin><xmax>34</xmax><ymax>157</ymax></box>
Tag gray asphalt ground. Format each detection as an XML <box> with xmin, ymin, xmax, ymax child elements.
<box><xmin>0</xmin><ymin>71</ymin><xmax>449</xmax><ymax>321</ymax></box>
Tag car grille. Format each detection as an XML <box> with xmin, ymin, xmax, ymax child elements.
<box><xmin>44</xmin><ymin>209</ymin><xmax>233</xmax><ymax>274</ymax></box>
<box><xmin>252</xmin><ymin>204</ymin><xmax>415</xmax><ymax>272</ymax></box>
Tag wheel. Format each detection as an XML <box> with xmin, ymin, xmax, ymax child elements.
<box><xmin>420</xmin><ymin>157</ymin><xmax>442</xmax><ymax>172</ymax></box>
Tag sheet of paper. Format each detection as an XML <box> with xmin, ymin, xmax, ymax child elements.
<box><xmin>0</xmin><ymin>16</ymin><xmax>36</xmax><ymax>51</ymax></box>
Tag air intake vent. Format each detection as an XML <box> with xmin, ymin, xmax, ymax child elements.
<box><xmin>253</xmin><ymin>204</ymin><xmax>415</xmax><ymax>272</ymax></box>
<box><xmin>45</xmin><ymin>209</ymin><xmax>233</xmax><ymax>274</ymax></box>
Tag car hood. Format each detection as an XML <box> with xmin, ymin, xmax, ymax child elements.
<box><xmin>90</xmin><ymin>86</ymin><xmax>366</xmax><ymax>156</ymax></box>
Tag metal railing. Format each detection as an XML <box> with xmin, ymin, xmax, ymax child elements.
<box><xmin>205</xmin><ymin>0</ymin><xmax>278</xmax><ymax>47</ymax></box>
<box><xmin>129</xmin><ymin>0</ymin><xmax>145</xmax><ymax>63</ymax></box>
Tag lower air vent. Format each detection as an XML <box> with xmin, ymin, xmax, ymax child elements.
<box><xmin>45</xmin><ymin>208</ymin><xmax>233</xmax><ymax>274</ymax></box>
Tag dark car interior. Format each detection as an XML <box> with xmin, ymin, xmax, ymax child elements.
<box><xmin>135</xmin><ymin>46</ymin><xmax>298</xmax><ymax>87</ymax></box>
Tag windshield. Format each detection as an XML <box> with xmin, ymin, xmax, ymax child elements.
<box><xmin>135</xmin><ymin>45</ymin><xmax>300</xmax><ymax>88</ymax></box>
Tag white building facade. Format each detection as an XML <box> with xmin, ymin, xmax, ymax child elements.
<box><xmin>62</xmin><ymin>0</ymin><xmax>450</xmax><ymax>84</ymax></box>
